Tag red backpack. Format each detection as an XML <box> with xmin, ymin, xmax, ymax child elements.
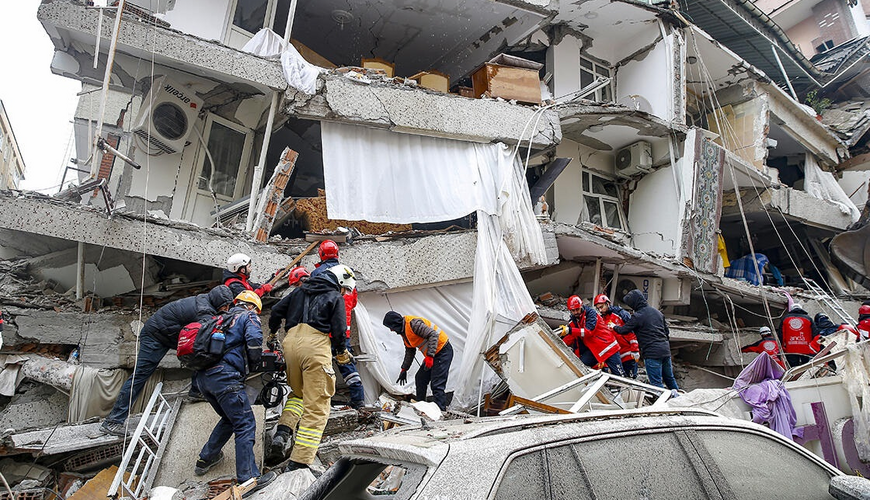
<box><xmin>177</xmin><ymin>312</ymin><xmax>236</xmax><ymax>370</ymax></box>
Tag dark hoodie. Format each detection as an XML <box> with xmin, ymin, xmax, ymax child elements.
<box><xmin>274</xmin><ymin>273</ymin><xmax>347</xmax><ymax>351</ymax></box>
<box><xmin>142</xmin><ymin>285</ymin><xmax>234</xmax><ymax>348</ymax></box>
<box><xmin>814</xmin><ymin>313</ymin><xmax>839</xmax><ymax>337</ymax></box>
<box><xmin>613</xmin><ymin>289</ymin><xmax>672</xmax><ymax>359</ymax></box>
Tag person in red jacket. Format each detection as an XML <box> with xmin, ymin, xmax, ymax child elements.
<box><xmin>594</xmin><ymin>294</ymin><xmax>639</xmax><ymax>378</ymax></box>
<box><xmin>778</xmin><ymin>304</ymin><xmax>818</xmax><ymax>367</ymax></box>
<box><xmin>559</xmin><ymin>296</ymin><xmax>625</xmax><ymax>376</ymax></box>
<box><xmin>741</xmin><ymin>326</ymin><xmax>785</xmax><ymax>369</ymax></box>
<box><xmin>223</xmin><ymin>253</ymin><xmax>273</xmax><ymax>297</ymax></box>
<box><xmin>856</xmin><ymin>305</ymin><xmax>870</xmax><ymax>341</ymax></box>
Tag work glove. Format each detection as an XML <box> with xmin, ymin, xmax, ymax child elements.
<box><xmin>424</xmin><ymin>355</ymin><xmax>434</xmax><ymax>370</ymax></box>
<box><xmin>556</xmin><ymin>325</ymin><xmax>569</xmax><ymax>338</ymax></box>
<box><xmin>335</xmin><ymin>349</ymin><xmax>354</xmax><ymax>365</ymax></box>
<box><xmin>593</xmin><ymin>361</ymin><xmax>606</xmax><ymax>370</ymax></box>
<box><xmin>396</xmin><ymin>369</ymin><xmax>407</xmax><ymax>385</ymax></box>
<box><xmin>631</xmin><ymin>352</ymin><xmax>641</xmax><ymax>362</ymax></box>
<box><xmin>258</xmin><ymin>283</ymin><xmax>274</xmax><ymax>294</ymax></box>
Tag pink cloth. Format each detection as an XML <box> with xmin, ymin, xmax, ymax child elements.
<box><xmin>732</xmin><ymin>353</ymin><xmax>802</xmax><ymax>439</ymax></box>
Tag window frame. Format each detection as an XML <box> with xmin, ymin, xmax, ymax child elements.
<box><xmin>224</xmin><ymin>0</ymin><xmax>292</xmax><ymax>45</ymax></box>
<box><xmin>194</xmin><ymin>113</ymin><xmax>253</xmax><ymax>201</ymax></box>
<box><xmin>579</xmin><ymin>54</ymin><xmax>614</xmax><ymax>102</ymax></box>
<box><xmin>580</xmin><ymin>170</ymin><xmax>627</xmax><ymax>231</ymax></box>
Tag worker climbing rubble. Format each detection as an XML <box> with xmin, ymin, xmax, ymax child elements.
<box><xmin>224</xmin><ymin>253</ymin><xmax>274</xmax><ymax>298</ymax></box>
<box><xmin>613</xmin><ymin>289</ymin><xmax>679</xmax><ymax>391</ymax></box>
<box><xmin>100</xmin><ymin>285</ymin><xmax>234</xmax><ymax>436</ymax></box>
<box><xmin>274</xmin><ymin>264</ymin><xmax>356</xmax><ymax>472</ymax></box>
<box><xmin>383</xmin><ymin>310</ymin><xmax>454</xmax><ymax>411</ymax></box>
<box><xmin>741</xmin><ymin>326</ymin><xmax>785</xmax><ymax>369</ymax></box>
<box><xmin>858</xmin><ymin>304</ymin><xmax>870</xmax><ymax>340</ymax></box>
<box><xmin>266</xmin><ymin>265</ymin><xmax>309</xmax><ymax>464</ymax></box>
<box><xmin>558</xmin><ymin>295</ymin><xmax>625</xmax><ymax>377</ymax></box>
<box><xmin>778</xmin><ymin>303</ymin><xmax>818</xmax><ymax>367</ymax></box>
<box><xmin>594</xmin><ymin>294</ymin><xmax>639</xmax><ymax>378</ymax></box>
<box><xmin>308</xmin><ymin>240</ymin><xmax>365</xmax><ymax>410</ymax></box>
<box><xmin>194</xmin><ymin>291</ymin><xmax>276</xmax><ymax>496</ymax></box>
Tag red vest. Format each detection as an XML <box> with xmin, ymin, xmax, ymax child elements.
<box><xmin>781</xmin><ymin>315</ymin><xmax>817</xmax><ymax>356</ymax></box>
<box><xmin>224</xmin><ymin>276</ymin><xmax>254</xmax><ymax>291</ymax></box>
<box><xmin>744</xmin><ymin>337</ymin><xmax>785</xmax><ymax>369</ymax></box>
<box><xmin>571</xmin><ymin>312</ymin><xmax>620</xmax><ymax>363</ymax></box>
<box><xmin>343</xmin><ymin>289</ymin><xmax>358</xmax><ymax>338</ymax></box>
<box><xmin>602</xmin><ymin>312</ymin><xmax>639</xmax><ymax>362</ymax></box>
<box><xmin>857</xmin><ymin>318</ymin><xmax>870</xmax><ymax>340</ymax></box>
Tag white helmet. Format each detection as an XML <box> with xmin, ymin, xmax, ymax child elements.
<box><xmin>328</xmin><ymin>264</ymin><xmax>356</xmax><ymax>291</ymax></box>
<box><xmin>759</xmin><ymin>326</ymin><xmax>772</xmax><ymax>336</ymax></box>
<box><xmin>227</xmin><ymin>253</ymin><xmax>252</xmax><ymax>273</ymax></box>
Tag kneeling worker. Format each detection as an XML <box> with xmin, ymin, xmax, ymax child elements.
<box><xmin>383</xmin><ymin>311</ymin><xmax>454</xmax><ymax>411</ymax></box>
<box><xmin>194</xmin><ymin>291</ymin><xmax>276</xmax><ymax>494</ymax></box>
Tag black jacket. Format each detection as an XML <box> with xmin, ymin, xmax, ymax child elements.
<box><xmin>274</xmin><ymin>274</ymin><xmax>347</xmax><ymax>351</ymax></box>
<box><xmin>613</xmin><ymin>289</ymin><xmax>671</xmax><ymax>359</ymax></box>
<box><xmin>222</xmin><ymin>269</ymin><xmax>262</xmax><ymax>298</ymax></box>
<box><xmin>268</xmin><ymin>287</ymin><xmax>300</xmax><ymax>334</ymax></box>
<box><xmin>141</xmin><ymin>286</ymin><xmax>234</xmax><ymax>348</ymax></box>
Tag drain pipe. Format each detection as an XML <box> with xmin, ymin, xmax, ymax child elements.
<box><xmin>246</xmin><ymin>1</ymin><xmax>298</xmax><ymax>233</ymax></box>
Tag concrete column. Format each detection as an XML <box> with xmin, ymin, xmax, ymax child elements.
<box><xmin>76</xmin><ymin>241</ymin><xmax>85</xmax><ymax>299</ymax></box>
<box><xmin>546</xmin><ymin>34</ymin><xmax>582</xmax><ymax>100</ymax></box>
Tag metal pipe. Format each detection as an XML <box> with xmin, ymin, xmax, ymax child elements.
<box><xmin>90</xmin><ymin>0</ymin><xmax>127</xmax><ymax>178</ymax></box>
<box><xmin>771</xmin><ymin>45</ymin><xmax>798</xmax><ymax>101</ymax></box>
<box><xmin>245</xmin><ymin>1</ymin><xmax>299</xmax><ymax>232</ymax></box>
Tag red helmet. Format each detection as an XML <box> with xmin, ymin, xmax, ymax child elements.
<box><xmin>287</xmin><ymin>266</ymin><xmax>310</xmax><ymax>286</ymax></box>
<box><xmin>594</xmin><ymin>294</ymin><xmax>610</xmax><ymax>305</ymax></box>
<box><xmin>860</xmin><ymin>305</ymin><xmax>870</xmax><ymax>316</ymax></box>
<box><xmin>318</xmin><ymin>240</ymin><xmax>339</xmax><ymax>261</ymax></box>
<box><xmin>567</xmin><ymin>295</ymin><xmax>583</xmax><ymax>310</ymax></box>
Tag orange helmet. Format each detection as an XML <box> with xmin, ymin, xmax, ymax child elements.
<box><xmin>318</xmin><ymin>240</ymin><xmax>339</xmax><ymax>261</ymax></box>
<box><xmin>287</xmin><ymin>266</ymin><xmax>310</xmax><ymax>286</ymax></box>
<box><xmin>567</xmin><ymin>295</ymin><xmax>583</xmax><ymax>310</ymax></box>
<box><xmin>594</xmin><ymin>294</ymin><xmax>610</xmax><ymax>305</ymax></box>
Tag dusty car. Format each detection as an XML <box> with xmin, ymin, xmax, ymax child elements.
<box><xmin>300</xmin><ymin>408</ymin><xmax>868</xmax><ymax>500</ymax></box>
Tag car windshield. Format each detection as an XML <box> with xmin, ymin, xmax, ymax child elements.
<box><xmin>300</xmin><ymin>457</ymin><xmax>428</xmax><ymax>500</ymax></box>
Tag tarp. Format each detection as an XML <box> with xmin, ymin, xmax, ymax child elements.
<box><xmin>322</xmin><ymin>123</ymin><xmax>547</xmax><ymax>408</ymax></box>
<box><xmin>732</xmin><ymin>354</ymin><xmax>801</xmax><ymax>439</ymax></box>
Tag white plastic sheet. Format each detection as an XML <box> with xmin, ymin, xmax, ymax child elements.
<box><xmin>804</xmin><ymin>155</ymin><xmax>860</xmax><ymax>222</ymax></box>
<box><xmin>240</xmin><ymin>28</ymin><xmax>323</xmax><ymax>95</ymax></box>
<box><xmin>841</xmin><ymin>342</ymin><xmax>870</xmax><ymax>462</ymax></box>
<box><xmin>241</xmin><ymin>29</ymin><xmax>286</xmax><ymax>59</ymax></box>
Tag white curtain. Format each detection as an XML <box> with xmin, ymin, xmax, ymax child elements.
<box><xmin>323</xmin><ymin>122</ymin><xmax>547</xmax><ymax>409</ymax></box>
<box><xmin>804</xmin><ymin>154</ymin><xmax>860</xmax><ymax>222</ymax></box>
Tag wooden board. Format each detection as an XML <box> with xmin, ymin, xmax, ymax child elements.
<box><xmin>68</xmin><ymin>466</ymin><xmax>128</xmax><ymax>500</ymax></box>
<box><xmin>472</xmin><ymin>63</ymin><xmax>541</xmax><ymax>104</ymax></box>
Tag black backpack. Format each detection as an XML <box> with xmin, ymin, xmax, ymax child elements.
<box><xmin>177</xmin><ymin>312</ymin><xmax>237</xmax><ymax>370</ymax></box>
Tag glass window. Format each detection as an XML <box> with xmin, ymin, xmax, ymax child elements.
<box><xmin>233</xmin><ymin>0</ymin><xmax>269</xmax><ymax>34</ymax></box>
<box><xmin>585</xmin><ymin>197</ymin><xmax>602</xmax><ymax>226</ymax></box>
<box><xmin>604</xmin><ymin>200</ymin><xmax>623</xmax><ymax>229</ymax></box>
<box><xmin>571</xmin><ymin>432</ymin><xmax>707</xmax><ymax>498</ymax></box>
<box><xmin>547</xmin><ymin>445</ymin><xmax>594</xmax><ymax>499</ymax></box>
<box><xmin>199</xmin><ymin>121</ymin><xmax>245</xmax><ymax>197</ymax></box>
<box><xmin>698</xmin><ymin>430</ymin><xmax>835</xmax><ymax>499</ymax></box>
<box><xmin>271</xmin><ymin>0</ymin><xmax>291</xmax><ymax>38</ymax></box>
<box><xmin>581</xmin><ymin>171</ymin><xmax>625</xmax><ymax>230</ymax></box>
<box><xmin>494</xmin><ymin>450</ymin><xmax>548</xmax><ymax>499</ymax></box>
<box><xmin>579</xmin><ymin>55</ymin><xmax>614</xmax><ymax>102</ymax></box>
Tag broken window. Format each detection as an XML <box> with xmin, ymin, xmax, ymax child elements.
<box><xmin>197</xmin><ymin>116</ymin><xmax>252</xmax><ymax>199</ymax></box>
<box><xmin>229</xmin><ymin>0</ymin><xmax>293</xmax><ymax>37</ymax></box>
<box><xmin>581</xmin><ymin>171</ymin><xmax>626</xmax><ymax>230</ymax></box>
<box><xmin>580</xmin><ymin>56</ymin><xmax>612</xmax><ymax>102</ymax></box>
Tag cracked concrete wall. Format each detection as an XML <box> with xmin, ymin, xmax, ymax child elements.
<box><xmin>284</xmin><ymin>74</ymin><xmax>561</xmax><ymax>149</ymax></box>
<box><xmin>708</xmin><ymin>84</ymin><xmax>769</xmax><ymax>170</ymax></box>
<box><xmin>616</xmin><ymin>37</ymin><xmax>673</xmax><ymax>122</ymax></box>
<box><xmin>723</xmin><ymin>186</ymin><xmax>854</xmax><ymax>230</ymax></box>
<box><xmin>762</xmin><ymin>82</ymin><xmax>842</xmax><ymax>167</ymax></box>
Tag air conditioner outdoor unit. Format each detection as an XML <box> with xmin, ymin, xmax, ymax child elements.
<box><xmin>614</xmin><ymin>276</ymin><xmax>663</xmax><ymax>310</ymax></box>
<box><xmin>615</xmin><ymin>140</ymin><xmax>653</xmax><ymax>178</ymax></box>
<box><xmin>132</xmin><ymin>76</ymin><xmax>202</xmax><ymax>155</ymax></box>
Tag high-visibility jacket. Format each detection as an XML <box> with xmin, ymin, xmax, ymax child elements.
<box><xmin>780</xmin><ymin>314</ymin><xmax>817</xmax><ymax>356</ymax></box>
<box><xmin>343</xmin><ymin>289</ymin><xmax>358</xmax><ymax>338</ymax></box>
<box><xmin>563</xmin><ymin>311</ymin><xmax>620</xmax><ymax>363</ymax></box>
<box><xmin>402</xmin><ymin>316</ymin><xmax>448</xmax><ymax>356</ymax></box>
<box><xmin>602</xmin><ymin>312</ymin><xmax>639</xmax><ymax>362</ymax></box>
<box><xmin>742</xmin><ymin>336</ymin><xmax>785</xmax><ymax>369</ymax></box>
<box><xmin>857</xmin><ymin>317</ymin><xmax>870</xmax><ymax>340</ymax></box>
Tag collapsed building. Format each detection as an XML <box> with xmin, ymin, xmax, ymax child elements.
<box><xmin>0</xmin><ymin>0</ymin><xmax>868</xmax><ymax>496</ymax></box>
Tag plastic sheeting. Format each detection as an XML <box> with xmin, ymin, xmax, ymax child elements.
<box><xmin>241</xmin><ymin>29</ymin><xmax>286</xmax><ymax>59</ymax></box>
<box><xmin>732</xmin><ymin>354</ymin><xmax>800</xmax><ymax>439</ymax></box>
<box><xmin>840</xmin><ymin>342</ymin><xmax>870</xmax><ymax>462</ymax></box>
<box><xmin>240</xmin><ymin>28</ymin><xmax>323</xmax><ymax>95</ymax></box>
<box><xmin>804</xmin><ymin>155</ymin><xmax>860</xmax><ymax>222</ymax></box>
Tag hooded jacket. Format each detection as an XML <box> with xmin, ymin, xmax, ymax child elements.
<box><xmin>274</xmin><ymin>273</ymin><xmax>347</xmax><ymax>351</ymax></box>
<box><xmin>778</xmin><ymin>307</ymin><xmax>817</xmax><ymax>355</ymax></box>
<box><xmin>216</xmin><ymin>305</ymin><xmax>264</xmax><ymax>375</ymax></box>
<box><xmin>612</xmin><ymin>290</ymin><xmax>671</xmax><ymax>360</ymax></box>
<box><xmin>142</xmin><ymin>285</ymin><xmax>234</xmax><ymax>348</ymax></box>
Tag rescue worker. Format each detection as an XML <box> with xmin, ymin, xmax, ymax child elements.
<box><xmin>276</xmin><ymin>265</ymin><xmax>355</xmax><ymax>472</ymax></box>
<box><xmin>307</xmin><ymin>240</ymin><xmax>365</xmax><ymax>410</ymax></box>
<box><xmin>383</xmin><ymin>311</ymin><xmax>454</xmax><ymax>411</ymax></box>
<box><xmin>594</xmin><ymin>294</ymin><xmax>639</xmax><ymax>378</ymax></box>
<box><xmin>778</xmin><ymin>303</ymin><xmax>818</xmax><ymax>367</ymax></box>
<box><xmin>224</xmin><ymin>253</ymin><xmax>273</xmax><ymax>298</ymax></box>
<box><xmin>194</xmin><ymin>291</ymin><xmax>276</xmax><ymax>494</ymax></box>
<box><xmin>101</xmin><ymin>285</ymin><xmax>234</xmax><ymax>436</ymax></box>
<box><xmin>741</xmin><ymin>326</ymin><xmax>785</xmax><ymax>369</ymax></box>
<box><xmin>559</xmin><ymin>296</ymin><xmax>625</xmax><ymax>376</ymax></box>
<box><xmin>265</xmin><ymin>265</ymin><xmax>309</xmax><ymax>464</ymax></box>
<box><xmin>815</xmin><ymin>312</ymin><xmax>863</xmax><ymax>342</ymax></box>
<box><xmin>857</xmin><ymin>305</ymin><xmax>870</xmax><ymax>340</ymax></box>
<box><xmin>613</xmin><ymin>290</ymin><xmax>679</xmax><ymax>390</ymax></box>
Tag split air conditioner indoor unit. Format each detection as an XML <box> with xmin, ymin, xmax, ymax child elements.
<box><xmin>615</xmin><ymin>276</ymin><xmax>662</xmax><ymax>310</ymax></box>
<box><xmin>615</xmin><ymin>140</ymin><xmax>653</xmax><ymax>178</ymax></box>
<box><xmin>132</xmin><ymin>76</ymin><xmax>202</xmax><ymax>155</ymax></box>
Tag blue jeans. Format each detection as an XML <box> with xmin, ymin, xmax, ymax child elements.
<box><xmin>645</xmin><ymin>356</ymin><xmax>679</xmax><ymax>390</ymax></box>
<box><xmin>334</xmin><ymin>345</ymin><xmax>364</xmax><ymax>405</ymax></box>
<box><xmin>622</xmin><ymin>358</ymin><xmax>638</xmax><ymax>379</ymax></box>
<box><xmin>198</xmin><ymin>364</ymin><xmax>259</xmax><ymax>482</ymax></box>
<box><xmin>578</xmin><ymin>350</ymin><xmax>625</xmax><ymax>377</ymax></box>
<box><xmin>106</xmin><ymin>332</ymin><xmax>169</xmax><ymax>425</ymax></box>
<box><xmin>416</xmin><ymin>343</ymin><xmax>453</xmax><ymax>411</ymax></box>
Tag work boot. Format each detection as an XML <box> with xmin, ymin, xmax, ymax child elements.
<box><xmin>99</xmin><ymin>420</ymin><xmax>126</xmax><ymax>437</ymax></box>
<box><xmin>283</xmin><ymin>460</ymin><xmax>310</xmax><ymax>473</ymax></box>
<box><xmin>266</xmin><ymin>426</ymin><xmax>291</xmax><ymax>465</ymax></box>
<box><xmin>194</xmin><ymin>451</ymin><xmax>224</xmax><ymax>476</ymax></box>
<box><xmin>186</xmin><ymin>389</ymin><xmax>207</xmax><ymax>403</ymax></box>
<box><xmin>242</xmin><ymin>471</ymin><xmax>278</xmax><ymax>498</ymax></box>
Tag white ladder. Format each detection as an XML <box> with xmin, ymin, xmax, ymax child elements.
<box><xmin>804</xmin><ymin>278</ymin><xmax>855</xmax><ymax>326</ymax></box>
<box><xmin>107</xmin><ymin>382</ymin><xmax>182</xmax><ymax>499</ymax></box>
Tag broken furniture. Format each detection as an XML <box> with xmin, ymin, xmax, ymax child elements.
<box><xmin>361</xmin><ymin>57</ymin><xmax>395</xmax><ymax>77</ymax></box>
<box><xmin>471</xmin><ymin>54</ymin><xmax>543</xmax><ymax>104</ymax></box>
<box><xmin>409</xmin><ymin>70</ymin><xmax>449</xmax><ymax>93</ymax></box>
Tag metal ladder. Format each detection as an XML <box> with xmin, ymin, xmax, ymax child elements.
<box><xmin>804</xmin><ymin>278</ymin><xmax>854</xmax><ymax>326</ymax></box>
<box><xmin>107</xmin><ymin>382</ymin><xmax>182</xmax><ymax>499</ymax></box>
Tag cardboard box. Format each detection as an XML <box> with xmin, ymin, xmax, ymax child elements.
<box><xmin>471</xmin><ymin>54</ymin><xmax>543</xmax><ymax>104</ymax></box>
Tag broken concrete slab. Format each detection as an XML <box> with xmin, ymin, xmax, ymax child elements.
<box><xmin>152</xmin><ymin>401</ymin><xmax>265</xmax><ymax>488</ymax></box>
<box><xmin>246</xmin><ymin>469</ymin><xmax>315</xmax><ymax>500</ymax></box>
<box><xmin>7</xmin><ymin>421</ymin><xmax>124</xmax><ymax>455</ymax></box>
<box><xmin>0</xmin><ymin>385</ymin><xmax>68</xmax><ymax>431</ymax></box>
